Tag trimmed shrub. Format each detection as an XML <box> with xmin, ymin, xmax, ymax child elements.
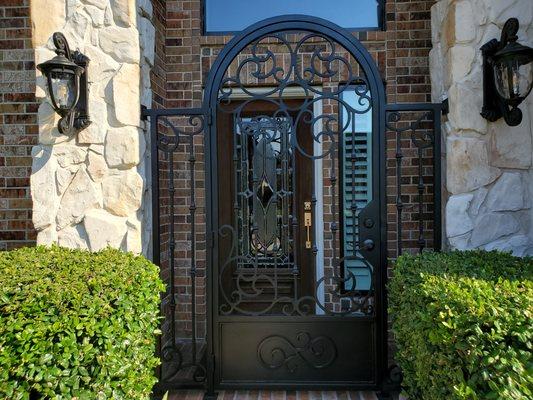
<box><xmin>0</xmin><ymin>246</ymin><xmax>165</xmax><ymax>399</ymax></box>
<box><xmin>389</xmin><ymin>251</ymin><xmax>533</xmax><ymax>400</ymax></box>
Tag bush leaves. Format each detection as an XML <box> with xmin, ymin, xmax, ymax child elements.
<box><xmin>0</xmin><ymin>246</ymin><xmax>165</xmax><ymax>400</ymax></box>
<box><xmin>389</xmin><ymin>251</ymin><xmax>532</xmax><ymax>400</ymax></box>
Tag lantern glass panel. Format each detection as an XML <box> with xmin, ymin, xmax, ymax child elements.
<box><xmin>494</xmin><ymin>58</ymin><xmax>533</xmax><ymax>100</ymax></box>
<box><xmin>50</xmin><ymin>70</ymin><xmax>77</xmax><ymax>110</ymax></box>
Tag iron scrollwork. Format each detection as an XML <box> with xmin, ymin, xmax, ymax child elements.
<box><xmin>216</xmin><ymin>31</ymin><xmax>376</xmax><ymax>318</ymax></box>
<box><xmin>386</xmin><ymin>110</ymin><xmax>435</xmax><ymax>255</ymax></box>
<box><xmin>155</xmin><ymin>113</ymin><xmax>207</xmax><ymax>387</ymax></box>
<box><xmin>257</xmin><ymin>332</ymin><xmax>337</xmax><ymax>372</ymax></box>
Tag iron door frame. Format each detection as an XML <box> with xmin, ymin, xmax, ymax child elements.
<box><xmin>202</xmin><ymin>15</ymin><xmax>388</xmax><ymax>393</ymax></box>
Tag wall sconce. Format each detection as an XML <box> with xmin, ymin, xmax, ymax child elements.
<box><xmin>37</xmin><ymin>33</ymin><xmax>91</xmax><ymax>135</ymax></box>
<box><xmin>481</xmin><ymin>18</ymin><xmax>533</xmax><ymax>126</ymax></box>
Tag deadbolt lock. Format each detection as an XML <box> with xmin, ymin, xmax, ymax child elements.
<box><xmin>364</xmin><ymin>218</ymin><xmax>374</xmax><ymax>228</ymax></box>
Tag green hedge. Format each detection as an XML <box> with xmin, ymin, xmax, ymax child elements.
<box><xmin>389</xmin><ymin>251</ymin><xmax>533</xmax><ymax>400</ymax></box>
<box><xmin>0</xmin><ymin>246</ymin><xmax>165</xmax><ymax>399</ymax></box>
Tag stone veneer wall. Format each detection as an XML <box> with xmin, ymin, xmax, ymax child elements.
<box><xmin>30</xmin><ymin>0</ymin><xmax>155</xmax><ymax>254</ymax></box>
<box><xmin>431</xmin><ymin>0</ymin><xmax>533</xmax><ymax>255</ymax></box>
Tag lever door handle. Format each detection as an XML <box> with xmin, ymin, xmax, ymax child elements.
<box><xmin>304</xmin><ymin>201</ymin><xmax>312</xmax><ymax>249</ymax></box>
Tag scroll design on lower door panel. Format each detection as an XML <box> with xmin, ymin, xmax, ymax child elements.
<box><xmin>257</xmin><ymin>332</ymin><xmax>337</xmax><ymax>372</ymax></box>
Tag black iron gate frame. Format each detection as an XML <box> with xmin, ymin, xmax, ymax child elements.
<box><xmin>142</xmin><ymin>14</ymin><xmax>443</xmax><ymax>398</ymax></box>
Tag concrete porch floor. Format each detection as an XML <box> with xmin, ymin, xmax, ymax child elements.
<box><xmin>167</xmin><ymin>390</ymin><xmax>400</xmax><ymax>400</ymax></box>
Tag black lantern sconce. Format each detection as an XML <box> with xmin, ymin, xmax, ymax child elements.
<box><xmin>37</xmin><ymin>32</ymin><xmax>91</xmax><ymax>135</ymax></box>
<box><xmin>481</xmin><ymin>18</ymin><xmax>533</xmax><ymax>127</ymax></box>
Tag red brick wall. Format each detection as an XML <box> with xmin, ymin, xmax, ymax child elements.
<box><xmin>0</xmin><ymin>0</ymin><xmax>38</xmax><ymax>250</ymax></box>
<box><xmin>151</xmin><ymin>0</ymin><xmax>167</xmax><ymax>109</ymax></box>
<box><xmin>161</xmin><ymin>0</ymin><xmax>433</xmax><ymax>107</ymax></box>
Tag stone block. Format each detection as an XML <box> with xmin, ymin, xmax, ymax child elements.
<box><xmin>83</xmin><ymin>0</ymin><xmax>107</xmax><ymax>10</ymax></box>
<box><xmin>37</xmin><ymin>226</ymin><xmax>58</xmax><ymax>245</ymax></box>
<box><xmin>429</xmin><ymin>45</ymin><xmax>445</xmax><ymax>103</ymax></box>
<box><xmin>77</xmin><ymin>97</ymin><xmax>109</xmax><ymax>144</ymax></box>
<box><xmin>84</xmin><ymin>209</ymin><xmax>128</xmax><ymax>251</ymax></box>
<box><xmin>56</xmin><ymin>167</ymin><xmax>76</xmax><ymax>196</ymax></box>
<box><xmin>111</xmin><ymin>63</ymin><xmax>141</xmax><ymax>126</ymax></box>
<box><xmin>448</xmin><ymin>231</ymin><xmax>471</xmax><ymax>250</ymax></box>
<box><xmin>484</xmin><ymin>234</ymin><xmax>531</xmax><ymax>257</ymax></box>
<box><xmin>139</xmin><ymin>16</ymin><xmax>155</xmax><ymax>66</ymax></box>
<box><xmin>31</xmin><ymin>145</ymin><xmax>58</xmax><ymax>231</ymax></box>
<box><xmin>454</xmin><ymin>1</ymin><xmax>476</xmax><ymax>43</ymax></box>
<box><xmin>485</xmin><ymin>172</ymin><xmax>525</xmax><ymax>212</ymax></box>
<box><xmin>102</xmin><ymin>170</ymin><xmax>143</xmax><ymax>216</ymax></box>
<box><xmin>110</xmin><ymin>0</ymin><xmax>136</xmax><ymax>27</ymax></box>
<box><xmin>448</xmin><ymin>84</ymin><xmax>487</xmax><ymax>134</ymax></box>
<box><xmin>99</xmin><ymin>26</ymin><xmax>140</xmax><ymax>63</ymax></box>
<box><xmin>104</xmin><ymin>126</ymin><xmax>143</xmax><ymax>168</ymax></box>
<box><xmin>56</xmin><ymin>166</ymin><xmax>102</xmax><ymax>229</ymax></box>
<box><xmin>87</xmin><ymin>151</ymin><xmax>107</xmax><ymax>182</ymax></box>
<box><xmin>446</xmin><ymin>45</ymin><xmax>475</xmax><ymax>84</ymax></box>
<box><xmin>58</xmin><ymin>225</ymin><xmax>90</xmax><ymax>249</ymax></box>
<box><xmin>61</xmin><ymin>11</ymin><xmax>90</xmax><ymax>49</ymax></box>
<box><xmin>446</xmin><ymin>137</ymin><xmax>501</xmax><ymax>194</ymax></box>
<box><xmin>489</xmin><ymin>113</ymin><xmax>532</xmax><ymax>169</ymax></box>
<box><xmin>125</xmin><ymin>218</ymin><xmax>142</xmax><ymax>253</ymax></box>
<box><xmin>431</xmin><ymin>0</ymin><xmax>452</xmax><ymax>45</ymax></box>
<box><xmin>469</xmin><ymin>187</ymin><xmax>488</xmax><ymax>216</ymax></box>
<box><xmin>53</xmin><ymin>145</ymin><xmax>87</xmax><ymax>168</ymax></box>
<box><xmin>83</xmin><ymin>45</ymin><xmax>121</xmax><ymax>85</ymax></box>
<box><xmin>85</xmin><ymin>4</ymin><xmax>105</xmax><ymax>27</ymax></box>
<box><xmin>471</xmin><ymin>213</ymin><xmax>520</xmax><ymax>247</ymax></box>
<box><xmin>446</xmin><ymin>193</ymin><xmax>474</xmax><ymax>237</ymax></box>
<box><xmin>31</xmin><ymin>0</ymin><xmax>66</xmax><ymax>47</ymax></box>
<box><xmin>486</xmin><ymin>0</ymin><xmax>532</xmax><ymax>27</ymax></box>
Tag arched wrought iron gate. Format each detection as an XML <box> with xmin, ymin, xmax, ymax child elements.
<box><xmin>143</xmin><ymin>15</ymin><xmax>442</xmax><ymax>398</ymax></box>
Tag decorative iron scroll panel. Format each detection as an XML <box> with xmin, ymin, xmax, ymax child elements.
<box><xmin>148</xmin><ymin>110</ymin><xmax>208</xmax><ymax>393</ymax></box>
<box><xmin>215</xmin><ymin>32</ymin><xmax>378</xmax><ymax>316</ymax></box>
<box><xmin>210</xmin><ymin>28</ymin><xmax>384</xmax><ymax>388</ymax></box>
<box><xmin>144</xmin><ymin>15</ymin><xmax>442</xmax><ymax>395</ymax></box>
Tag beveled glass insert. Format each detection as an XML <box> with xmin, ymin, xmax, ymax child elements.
<box><xmin>235</xmin><ymin>116</ymin><xmax>293</xmax><ymax>266</ymax></box>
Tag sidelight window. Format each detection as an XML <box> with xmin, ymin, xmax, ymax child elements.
<box><xmin>340</xmin><ymin>86</ymin><xmax>373</xmax><ymax>291</ymax></box>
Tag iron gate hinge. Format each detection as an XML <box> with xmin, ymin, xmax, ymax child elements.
<box><xmin>206</xmin><ymin>113</ymin><xmax>213</xmax><ymax>126</ymax></box>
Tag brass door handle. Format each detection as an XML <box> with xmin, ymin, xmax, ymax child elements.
<box><xmin>304</xmin><ymin>201</ymin><xmax>312</xmax><ymax>249</ymax></box>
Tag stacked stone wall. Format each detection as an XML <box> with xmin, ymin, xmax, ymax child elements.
<box><xmin>29</xmin><ymin>0</ymin><xmax>155</xmax><ymax>253</ymax></box>
<box><xmin>431</xmin><ymin>0</ymin><xmax>533</xmax><ymax>254</ymax></box>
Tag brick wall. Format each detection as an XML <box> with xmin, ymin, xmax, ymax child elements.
<box><xmin>0</xmin><ymin>0</ymin><xmax>38</xmax><ymax>250</ymax></box>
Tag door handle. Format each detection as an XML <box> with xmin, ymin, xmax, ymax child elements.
<box><xmin>304</xmin><ymin>201</ymin><xmax>312</xmax><ymax>249</ymax></box>
<box><xmin>362</xmin><ymin>239</ymin><xmax>375</xmax><ymax>251</ymax></box>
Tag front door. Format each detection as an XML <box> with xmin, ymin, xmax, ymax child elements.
<box><xmin>208</xmin><ymin>24</ymin><xmax>385</xmax><ymax>389</ymax></box>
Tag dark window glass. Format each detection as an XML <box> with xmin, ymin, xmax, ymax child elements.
<box><xmin>204</xmin><ymin>0</ymin><xmax>381</xmax><ymax>33</ymax></box>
